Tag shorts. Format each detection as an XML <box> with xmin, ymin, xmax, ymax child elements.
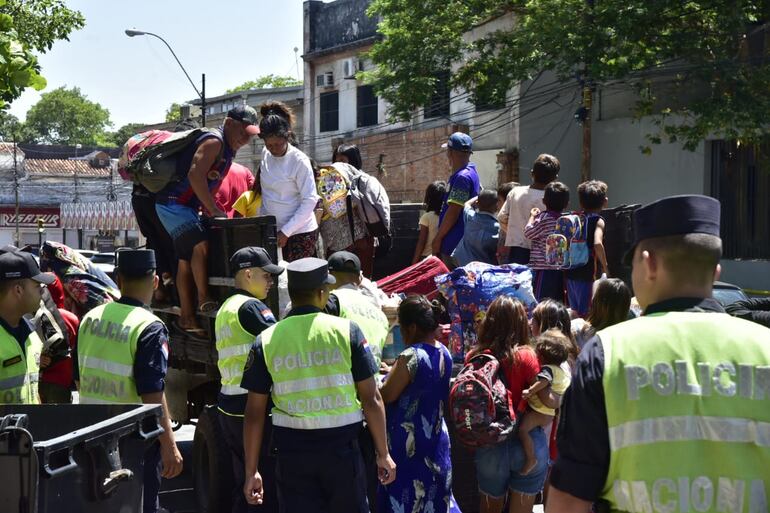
<box><xmin>155</xmin><ymin>203</ymin><xmax>207</xmax><ymax>261</ymax></box>
<box><xmin>474</xmin><ymin>427</ymin><xmax>549</xmax><ymax>498</ymax></box>
<box><xmin>566</xmin><ymin>279</ymin><xmax>593</xmax><ymax>317</ymax></box>
<box><xmin>532</xmin><ymin>269</ymin><xmax>565</xmax><ymax>303</ymax></box>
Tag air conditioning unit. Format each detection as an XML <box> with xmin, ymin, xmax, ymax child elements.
<box><xmin>316</xmin><ymin>71</ymin><xmax>334</xmax><ymax>88</ymax></box>
<box><xmin>343</xmin><ymin>58</ymin><xmax>358</xmax><ymax>79</ymax></box>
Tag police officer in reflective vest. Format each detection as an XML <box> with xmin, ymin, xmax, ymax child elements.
<box><xmin>0</xmin><ymin>250</ymin><xmax>51</xmax><ymax>404</ymax></box>
<box><xmin>241</xmin><ymin>257</ymin><xmax>396</xmax><ymax>512</ymax></box>
<box><xmin>327</xmin><ymin>251</ymin><xmax>389</xmax><ymax>367</ymax></box>
<box><xmin>75</xmin><ymin>249</ymin><xmax>183</xmax><ymax>513</ymax></box>
<box><xmin>215</xmin><ymin>246</ymin><xmax>282</xmax><ymax>513</ymax></box>
<box><xmin>547</xmin><ymin>195</ymin><xmax>770</xmax><ymax>513</ymax></box>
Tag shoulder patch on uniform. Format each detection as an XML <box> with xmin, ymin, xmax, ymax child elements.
<box><xmin>260</xmin><ymin>308</ymin><xmax>276</xmax><ymax>322</ymax></box>
<box><xmin>244</xmin><ymin>348</ymin><xmax>255</xmax><ymax>371</ymax></box>
<box><xmin>2</xmin><ymin>355</ymin><xmax>22</xmax><ymax>367</ymax></box>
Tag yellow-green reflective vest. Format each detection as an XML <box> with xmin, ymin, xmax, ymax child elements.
<box><xmin>599</xmin><ymin>312</ymin><xmax>770</xmax><ymax>513</ymax></box>
<box><xmin>78</xmin><ymin>302</ymin><xmax>161</xmax><ymax>404</ymax></box>
<box><xmin>0</xmin><ymin>324</ymin><xmax>42</xmax><ymax>404</ymax></box>
<box><xmin>216</xmin><ymin>294</ymin><xmax>264</xmax><ymax>396</ymax></box>
<box><xmin>262</xmin><ymin>312</ymin><xmax>363</xmax><ymax>430</ymax></box>
<box><xmin>332</xmin><ymin>287</ymin><xmax>388</xmax><ymax>367</ymax></box>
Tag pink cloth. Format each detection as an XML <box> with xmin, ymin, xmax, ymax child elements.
<box><xmin>214</xmin><ymin>162</ymin><xmax>255</xmax><ymax>218</ymax></box>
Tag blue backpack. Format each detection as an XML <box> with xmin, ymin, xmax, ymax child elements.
<box><xmin>545</xmin><ymin>213</ymin><xmax>599</xmax><ymax>270</ymax></box>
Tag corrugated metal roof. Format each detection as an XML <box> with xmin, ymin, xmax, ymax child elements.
<box><xmin>23</xmin><ymin>159</ymin><xmax>112</xmax><ymax>177</ymax></box>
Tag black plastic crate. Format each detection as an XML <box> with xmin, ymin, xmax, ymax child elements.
<box><xmin>374</xmin><ymin>204</ymin><xmax>422</xmax><ymax>280</ymax></box>
<box><xmin>206</xmin><ymin>216</ymin><xmax>279</xmax><ymax>313</ymax></box>
<box><xmin>0</xmin><ymin>404</ymin><xmax>163</xmax><ymax>513</ymax></box>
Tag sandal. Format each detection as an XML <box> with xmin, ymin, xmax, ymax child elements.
<box><xmin>198</xmin><ymin>300</ymin><xmax>218</xmax><ymax>314</ymax></box>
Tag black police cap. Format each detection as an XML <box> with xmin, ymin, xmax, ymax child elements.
<box><xmin>328</xmin><ymin>251</ymin><xmax>361</xmax><ymax>274</ymax></box>
<box><xmin>286</xmin><ymin>257</ymin><xmax>336</xmax><ymax>290</ymax></box>
<box><xmin>229</xmin><ymin>247</ymin><xmax>283</xmax><ymax>277</ymax></box>
<box><xmin>116</xmin><ymin>249</ymin><xmax>157</xmax><ymax>277</ymax></box>
<box><xmin>624</xmin><ymin>194</ymin><xmax>721</xmax><ymax>265</ymax></box>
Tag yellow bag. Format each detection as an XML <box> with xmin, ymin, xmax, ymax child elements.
<box><xmin>233</xmin><ymin>190</ymin><xmax>261</xmax><ymax>218</ymax></box>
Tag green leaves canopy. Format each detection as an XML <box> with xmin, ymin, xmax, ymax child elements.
<box><xmin>364</xmin><ymin>0</ymin><xmax>770</xmax><ymax>150</ymax></box>
<box><xmin>225</xmin><ymin>74</ymin><xmax>302</xmax><ymax>94</ymax></box>
<box><xmin>25</xmin><ymin>86</ymin><xmax>112</xmax><ymax>145</ymax></box>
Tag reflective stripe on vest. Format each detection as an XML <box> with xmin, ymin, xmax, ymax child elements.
<box><xmin>0</xmin><ymin>325</ymin><xmax>42</xmax><ymax>405</ymax></box>
<box><xmin>78</xmin><ymin>302</ymin><xmax>161</xmax><ymax>404</ymax></box>
<box><xmin>332</xmin><ymin>287</ymin><xmax>388</xmax><ymax>366</ymax></box>
<box><xmin>599</xmin><ymin>312</ymin><xmax>770</xmax><ymax>513</ymax></box>
<box><xmin>262</xmin><ymin>312</ymin><xmax>363</xmax><ymax>430</ymax></box>
<box><xmin>215</xmin><ymin>294</ymin><xmax>267</xmax><ymax>396</ymax></box>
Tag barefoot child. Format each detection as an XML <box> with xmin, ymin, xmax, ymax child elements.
<box><xmin>518</xmin><ymin>328</ymin><xmax>572</xmax><ymax>475</ymax></box>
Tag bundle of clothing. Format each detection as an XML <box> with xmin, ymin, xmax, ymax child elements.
<box><xmin>436</xmin><ymin>262</ymin><xmax>537</xmax><ymax>362</ymax></box>
<box><xmin>39</xmin><ymin>241</ymin><xmax>120</xmax><ymax>317</ymax></box>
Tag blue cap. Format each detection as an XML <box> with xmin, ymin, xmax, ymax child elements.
<box><xmin>286</xmin><ymin>257</ymin><xmax>336</xmax><ymax>290</ymax></box>
<box><xmin>442</xmin><ymin>132</ymin><xmax>473</xmax><ymax>152</ymax></box>
<box><xmin>623</xmin><ymin>195</ymin><xmax>721</xmax><ymax>265</ymax></box>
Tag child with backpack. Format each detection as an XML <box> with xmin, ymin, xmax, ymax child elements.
<box><xmin>524</xmin><ymin>181</ymin><xmax>570</xmax><ymax>302</ymax></box>
<box><xmin>412</xmin><ymin>181</ymin><xmax>447</xmax><ymax>264</ymax></box>
<box><xmin>565</xmin><ymin>180</ymin><xmax>609</xmax><ymax>317</ymax></box>
<box><xmin>451</xmin><ymin>296</ymin><xmax>550</xmax><ymax>513</ymax></box>
<box><xmin>518</xmin><ymin>328</ymin><xmax>573</xmax><ymax>475</ymax></box>
<box><xmin>452</xmin><ymin>189</ymin><xmax>501</xmax><ymax>266</ymax></box>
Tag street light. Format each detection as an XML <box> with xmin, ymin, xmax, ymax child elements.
<box><xmin>124</xmin><ymin>29</ymin><xmax>206</xmax><ymax>126</ymax></box>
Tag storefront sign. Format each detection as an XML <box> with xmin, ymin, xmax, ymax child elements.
<box><xmin>0</xmin><ymin>207</ymin><xmax>60</xmax><ymax>228</ymax></box>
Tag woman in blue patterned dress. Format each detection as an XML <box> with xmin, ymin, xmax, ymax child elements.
<box><xmin>378</xmin><ymin>295</ymin><xmax>461</xmax><ymax>513</ymax></box>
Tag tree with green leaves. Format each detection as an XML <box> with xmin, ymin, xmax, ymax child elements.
<box><xmin>25</xmin><ymin>86</ymin><xmax>112</xmax><ymax>145</ymax></box>
<box><xmin>165</xmin><ymin>102</ymin><xmax>182</xmax><ymax>122</ymax></box>
<box><xmin>225</xmin><ymin>74</ymin><xmax>302</xmax><ymax>94</ymax></box>
<box><xmin>364</xmin><ymin>0</ymin><xmax>770</xmax><ymax>151</ymax></box>
<box><xmin>0</xmin><ymin>0</ymin><xmax>84</xmax><ymax>54</ymax></box>
<box><xmin>108</xmin><ymin>123</ymin><xmax>145</xmax><ymax>147</ymax></box>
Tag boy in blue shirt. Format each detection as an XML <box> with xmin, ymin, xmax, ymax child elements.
<box><xmin>452</xmin><ymin>189</ymin><xmax>501</xmax><ymax>266</ymax></box>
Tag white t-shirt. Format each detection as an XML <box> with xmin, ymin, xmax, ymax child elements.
<box><xmin>259</xmin><ymin>145</ymin><xmax>320</xmax><ymax>237</ymax></box>
<box><xmin>419</xmin><ymin>211</ymin><xmax>439</xmax><ymax>257</ymax></box>
<box><xmin>501</xmin><ymin>185</ymin><xmax>545</xmax><ymax>249</ymax></box>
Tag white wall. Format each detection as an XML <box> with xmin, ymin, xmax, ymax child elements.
<box><xmin>592</xmin><ymin>116</ymin><xmax>707</xmax><ymax>206</ymax></box>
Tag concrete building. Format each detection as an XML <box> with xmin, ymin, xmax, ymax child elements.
<box><xmin>141</xmin><ymin>85</ymin><xmax>304</xmax><ymax>174</ymax></box>
<box><xmin>0</xmin><ymin>143</ymin><xmax>137</xmax><ymax>250</ymax></box>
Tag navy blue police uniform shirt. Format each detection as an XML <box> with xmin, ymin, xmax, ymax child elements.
<box><xmin>0</xmin><ymin>316</ymin><xmax>33</xmax><ymax>354</ymax></box>
<box><xmin>73</xmin><ymin>297</ymin><xmax>169</xmax><ymax>395</ymax></box>
<box><xmin>217</xmin><ymin>289</ymin><xmax>277</xmax><ymax>416</ymax></box>
<box><xmin>241</xmin><ymin>305</ymin><xmax>378</xmax><ymax>451</ymax></box>
<box><xmin>550</xmin><ymin>297</ymin><xmax>725</xmax><ymax>502</ymax></box>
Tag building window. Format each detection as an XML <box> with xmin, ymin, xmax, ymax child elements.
<box><xmin>711</xmin><ymin>139</ymin><xmax>770</xmax><ymax>259</ymax></box>
<box><xmin>320</xmin><ymin>91</ymin><xmax>339</xmax><ymax>133</ymax></box>
<box><xmin>424</xmin><ymin>71</ymin><xmax>451</xmax><ymax>119</ymax></box>
<box><xmin>357</xmin><ymin>85</ymin><xmax>378</xmax><ymax>128</ymax></box>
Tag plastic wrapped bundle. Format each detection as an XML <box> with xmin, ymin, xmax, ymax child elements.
<box><xmin>436</xmin><ymin>262</ymin><xmax>536</xmax><ymax>362</ymax></box>
<box><xmin>39</xmin><ymin>241</ymin><xmax>120</xmax><ymax>317</ymax></box>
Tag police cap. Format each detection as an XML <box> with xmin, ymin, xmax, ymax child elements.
<box><xmin>327</xmin><ymin>251</ymin><xmax>361</xmax><ymax>274</ymax></box>
<box><xmin>230</xmin><ymin>247</ymin><xmax>283</xmax><ymax>277</ymax></box>
<box><xmin>624</xmin><ymin>194</ymin><xmax>721</xmax><ymax>265</ymax></box>
<box><xmin>0</xmin><ymin>250</ymin><xmax>54</xmax><ymax>284</ymax></box>
<box><xmin>286</xmin><ymin>257</ymin><xmax>336</xmax><ymax>290</ymax></box>
<box><xmin>116</xmin><ymin>249</ymin><xmax>157</xmax><ymax>277</ymax></box>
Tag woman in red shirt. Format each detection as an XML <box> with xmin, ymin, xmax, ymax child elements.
<box><xmin>467</xmin><ymin>296</ymin><xmax>555</xmax><ymax>513</ymax></box>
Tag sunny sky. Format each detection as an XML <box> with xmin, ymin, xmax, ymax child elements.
<box><xmin>9</xmin><ymin>0</ymin><xmax>306</xmax><ymax>128</ymax></box>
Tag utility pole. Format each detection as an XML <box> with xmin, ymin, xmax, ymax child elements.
<box><xmin>581</xmin><ymin>85</ymin><xmax>592</xmax><ymax>182</ymax></box>
<box><xmin>201</xmin><ymin>73</ymin><xmax>207</xmax><ymax>127</ymax></box>
<box><xmin>12</xmin><ymin>130</ymin><xmax>19</xmax><ymax>247</ymax></box>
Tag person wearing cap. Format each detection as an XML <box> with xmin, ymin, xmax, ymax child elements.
<box><xmin>75</xmin><ymin>249</ymin><xmax>183</xmax><ymax>513</ymax></box>
<box><xmin>326</xmin><ymin>251</ymin><xmax>389</xmax><ymax>367</ymax></box>
<box><xmin>155</xmin><ymin>104</ymin><xmax>261</xmax><ymax>335</ymax></box>
<box><xmin>546</xmin><ymin>195</ymin><xmax>770</xmax><ymax>513</ymax></box>
<box><xmin>214</xmin><ymin>246</ymin><xmax>282</xmax><ymax>513</ymax></box>
<box><xmin>432</xmin><ymin>132</ymin><xmax>481</xmax><ymax>269</ymax></box>
<box><xmin>257</xmin><ymin>101</ymin><xmax>321</xmax><ymax>262</ymax></box>
<box><xmin>241</xmin><ymin>257</ymin><xmax>396</xmax><ymax>511</ymax></box>
<box><xmin>0</xmin><ymin>250</ymin><xmax>52</xmax><ymax>404</ymax></box>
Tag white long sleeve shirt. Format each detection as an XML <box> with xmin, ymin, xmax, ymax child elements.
<box><xmin>259</xmin><ymin>144</ymin><xmax>320</xmax><ymax>237</ymax></box>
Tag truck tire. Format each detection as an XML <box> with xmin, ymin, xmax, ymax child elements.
<box><xmin>193</xmin><ymin>406</ymin><xmax>234</xmax><ymax>513</ymax></box>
